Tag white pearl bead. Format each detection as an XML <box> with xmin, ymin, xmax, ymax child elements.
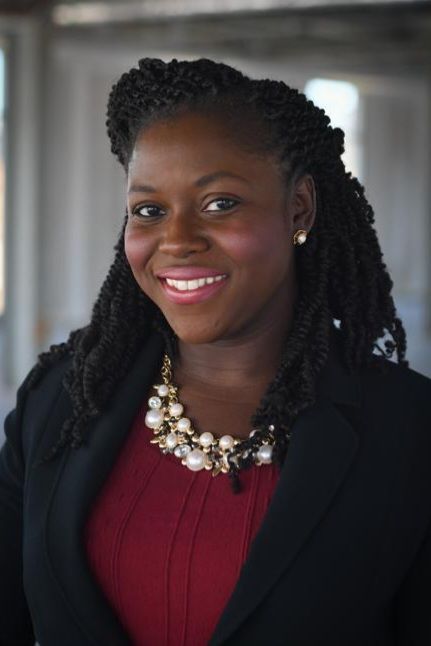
<box><xmin>219</xmin><ymin>435</ymin><xmax>234</xmax><ymax>450</ymax></box>
<box><xmin>177</xmin><ymin>417</ymin><xmax>191</xmax><ymax>432</ymax></box>
<box><xmin>257</xmin><ymin>444</ymin><xmax>273</xmax><ymax>464</ymax></box>
<box><xmin>148</xmin><ymin>396</ymin><xmax>162</xmax><ymax>409</ymax></box>
<box><xmin>169</xmin><ymin>402</ymin><xmax>184</xmax><ymax>417</ymax></box>
<box><xmin>199</xmin><ymin>432</ymin><xmax>214</xmax><ymax>447</ymax></box>
<box><xmin>297</xmin><ymin>232</ymin><xmax>306</xmax><ymax>244</ymax></box>
<box><xmin>166</xmin><ymin>433</ymin><xmax>178</xmax><ymax>449</ymax></box>
<box><xmin>145</xmin><ymin>409</ymin><xmax>164</xmax><ymax>429</ymax></box>
<box><xmin>157</xmin><ymin>384</ymin><xmax>169</xmax><ymax>397</ymax></box>
<box><xmin>185</xmin><ymin>448</ymin><xmax>207</xmax><ymax>471</ymax></box>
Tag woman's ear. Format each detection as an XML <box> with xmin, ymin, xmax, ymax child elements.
<box><xmin>290</xmin><ymin>174</ymin><xmax>316</xmax><ymax>232</ymax></box>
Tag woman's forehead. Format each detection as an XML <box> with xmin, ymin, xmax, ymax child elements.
<box><xmin>133</xmin><ymin>111</ymin><xmax>248</xmax><ymax>149</ymax></box>
<box><xmin>128</xmin><ymin>112</ymin><xmax>281</xmax><ymax>181</ymax></box>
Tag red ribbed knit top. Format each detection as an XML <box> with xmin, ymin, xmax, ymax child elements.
<box><xmin>84</xmin><ymin>401</ymin><xmax>280</xmax><ymax>646</ymax></box>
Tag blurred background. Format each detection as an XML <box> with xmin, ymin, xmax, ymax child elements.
<box><xmin>0</xmin><ymin>0</ymin><xmax>430</xmax><ymax>427</ymax></box>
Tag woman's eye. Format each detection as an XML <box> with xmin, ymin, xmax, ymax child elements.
<box><xmin>204</xmin><ymin>198</ymin><xmax>239</xmax><ymax>213</ymax></box>
<box><xmin>133</xmin><ymin>204</ymin><xmax>165</xmax><ymax>219</ymax></box>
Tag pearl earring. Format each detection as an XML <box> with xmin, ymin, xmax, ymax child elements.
<box><xmin>293</xmin><ymin>229</ymin><xmax>307</xmax><ymax>245</ymax></box>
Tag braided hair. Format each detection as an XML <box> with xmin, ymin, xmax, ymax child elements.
<box><xmin>27</xmin><ymin>57</ymin><xmax>407</xmax><ymax>492</ymax></box>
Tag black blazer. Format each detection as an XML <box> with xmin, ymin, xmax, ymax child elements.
<box><xmin>1</xmin><ymin>330</ymin><xmax>431</xmax><ymax>646</ymax></box>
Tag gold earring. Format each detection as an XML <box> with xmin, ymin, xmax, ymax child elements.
<box><xmin>293</xmin><ymin>229</ymin><xmax>307</xmax><ymax>246</ymax></box>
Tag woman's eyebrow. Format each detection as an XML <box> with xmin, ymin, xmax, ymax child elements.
<box><xmin>194</xmin><ymin>170</ymin><xmax>251</xmax><ymax>187</ymax></box>
<box><xmin>128</xmin><ymin>170</ymin><xmax>250</xmax><ymax>194</ymax></box>
<box><xmin>128</xmin><ymin>184</ymin><xmax>157</xmax><ymax>194</ymax></box>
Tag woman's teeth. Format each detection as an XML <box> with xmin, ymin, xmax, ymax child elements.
<box><xmin>165</xmin><ymin>275</ymin><xmax>226</xmax><ymax>291</ymax></box>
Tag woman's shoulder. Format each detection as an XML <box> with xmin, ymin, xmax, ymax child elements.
<box><xmin>20</xmin><ymin>353</ymin><xmax>72</xmax><ymax>408</ymax></box>
<box><xmin>360</xmin><ymin>355</ymin><xmax>431</xmax><ymax>407</ymax></box>
<box><xmin>353</xmin><ymin>358</ymin><xmax>431</xmax><ymax>464</ymax></box>
<box><xmin>5</xmin><ymin>354</ymin><xmax>73</xmax><ymax>462</ymax></box>
<box><xmin>328</xmin><ymin>328</ymin><xmax>430</xmax><ymax>403</ymax></box>
<box><xmin>326</xmin><ymin>330</ymin><xmax>431</xmax><ymax>436</ymax></box>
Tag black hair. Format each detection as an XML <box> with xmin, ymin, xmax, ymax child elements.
<box><xmin>27</xmin><ymin>57</ymin><xmax>407</xmax><ymax>492</ymax></box>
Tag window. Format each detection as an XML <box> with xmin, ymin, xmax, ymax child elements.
<box><xmin>304</xmin><ymin>78</ymin><xmax>362</xmax><ymax>179</ymax></box>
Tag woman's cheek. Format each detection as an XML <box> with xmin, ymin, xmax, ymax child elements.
<box><xmin>219</xmin><ymin>225</ymin><xmax>277</xmax><ymax>265</ymax></box>
<box><xmin>124</xmin><ymin>228</ymin><xmax>152</xmax><ymax>271</ymax></box>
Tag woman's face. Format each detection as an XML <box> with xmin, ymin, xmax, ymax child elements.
<box><xmin>125</xmin><ymin>112</ymin><xmax>315</xmax><ymax>345</ymax></box>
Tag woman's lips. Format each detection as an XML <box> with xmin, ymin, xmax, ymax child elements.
<box><xmin>158</xmin><ymin>275</ymin><xmax>228</xmax><ymax>305</ymax></box>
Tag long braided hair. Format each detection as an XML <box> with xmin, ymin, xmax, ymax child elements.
<box><xmin>27</xmin><ymin>57</ymin><xmax>407</xmax><ymax>492</ymax></box>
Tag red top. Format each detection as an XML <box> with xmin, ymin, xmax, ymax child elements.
<box><xmin>84</xmin><ymin>402</ymin><xmax>280</xmax><ymax>646</ymax></box>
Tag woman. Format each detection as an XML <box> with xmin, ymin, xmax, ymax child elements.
<box><xmin>1</xmin><ymin>57</ymin><xmax>430</xmax><ymax>646</ymax></box>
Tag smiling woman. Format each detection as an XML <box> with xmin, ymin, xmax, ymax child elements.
<box><xmin>1</xmin><ymin>57</ymin><xmax>431</xmax><ymax>646</ymax></box>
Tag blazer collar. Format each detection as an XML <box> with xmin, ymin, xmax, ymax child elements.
<box><xmin>44</xmin><ymin>328</ymin><xmax>360</xmax><ymax>645</ymax></box>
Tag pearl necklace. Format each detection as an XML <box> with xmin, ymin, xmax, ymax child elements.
<box><xmin>145</xmin><ymin>354</ymin><xmax>276</xmax><ymax>476</ymax></box>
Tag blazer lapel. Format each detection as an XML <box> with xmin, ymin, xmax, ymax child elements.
<box><xmin>209</xmin><ymin>338</ymin><xmax>361</xmax><ymax>645</ymax></box>
<box><xmin>44</xmin><ymin>331</ymin><xmax>165</xmax><ymax>645</ymax></box>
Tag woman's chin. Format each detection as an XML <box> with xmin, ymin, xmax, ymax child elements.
<box><xmin>166</xmin><ymin>320</ymin><xmax>226</xmax><ymax>346</ymax></box>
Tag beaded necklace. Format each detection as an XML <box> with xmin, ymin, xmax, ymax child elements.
<box><xmin>145</xmin><ymin>354</ymin><xmax>276</xmax><ymax>476</ymax></box>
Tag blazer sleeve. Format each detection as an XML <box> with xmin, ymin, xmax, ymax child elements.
<box><xmin>395</xmin><ymin>515</ymin><xmax>431</xmax><ymax>645</ymax></box>
<box><xmin>0</xmin><ymin>379</ymin><xmax>36</xmax><ymax>646</ymax></box>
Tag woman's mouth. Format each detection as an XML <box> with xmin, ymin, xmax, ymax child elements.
<box><xmin>165</xmin><ymin>274</ymin><xmax>226</xmax><ymax>291</ymax></box>
<box><xmin>157</xmin><ymin>272</ymin><xmax>228</xmax><ymax>304</ymax></box>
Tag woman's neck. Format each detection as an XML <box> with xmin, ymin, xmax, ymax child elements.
<box><xmin>174</xmin><ymin>315</ymin><xmax>291</xmax><ymax>395</ymax></box>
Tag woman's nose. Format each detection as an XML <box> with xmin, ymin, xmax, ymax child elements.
<box><xmin>158</xmin><ymin>211</ymin><xmax>209</xmax><ymax>258</ymax></box>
